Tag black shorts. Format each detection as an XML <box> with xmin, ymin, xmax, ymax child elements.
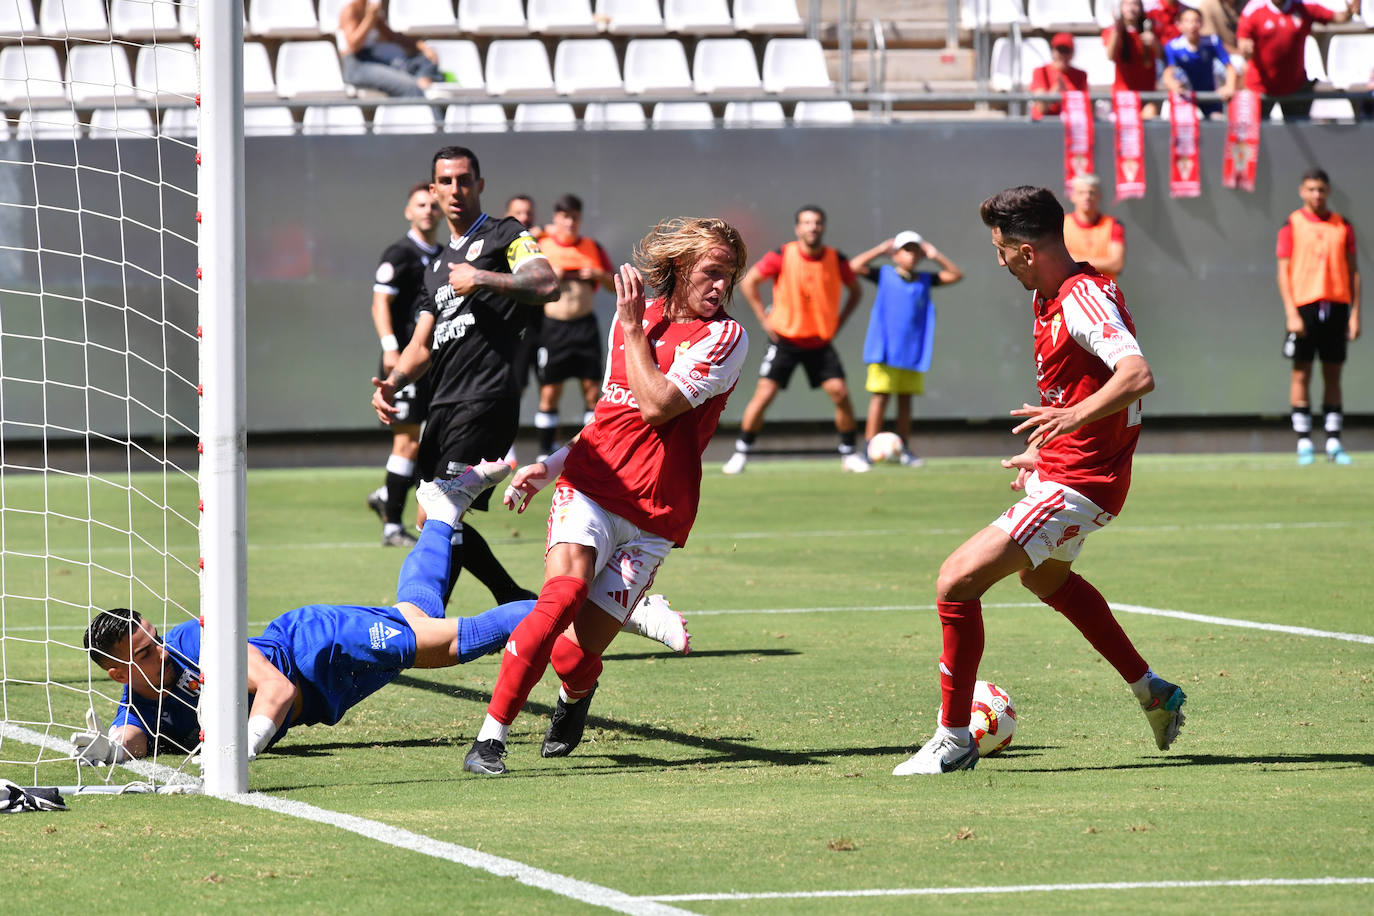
<box><xmin>511</xmin><ymin>310</ymin><xmax>544</xmax><ymax>395</ymax></box>
<box><xmin>418</xmin><ymin>397</ymin><xmax>519</xmax><ymax>511</ymax></box>
<box><xmin>377</xmin><ymin>357</ymin><xmax>431</xmax><ymax>427</ymax></box>
<box><xmin>537</xmin><ymin>314</ymin><xmax>604</xmax><ymax>385</ymax></box>
<box><xmin>1292</xmin><ymin>301</ymin><xmax>1350</xmax><ymax>365</ymax></box>
<box><xmin>758</xmin><ymin>338</ymin><xmax>846</xmax><ymax>389</ymax></box>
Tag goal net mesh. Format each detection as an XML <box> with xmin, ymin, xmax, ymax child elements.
<box><xmin>0</xmin><ymin>0</ymin><xmax>204</xmax><ymax>790</ymax></box>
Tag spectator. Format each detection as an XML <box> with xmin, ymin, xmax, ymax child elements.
<box><xmin>1163</xmin><ymin>6</ymin><xmax>1238</xmax><ymax>118</ymax></box>
<box><xmin>337</xmin><ymin>0</ymin><xmax>453</xmax><ymax>98</ymax></box>
<box><xmin>1197</xmin><ymin>0</ymin><xmax>1244</xmax><ymax>56</ymax></box>
<box><xmin>849</xmin><ymin>232</ymin><xmax>964</xmax><ymax>467</ymax></box>
<box><xmin>1237</xmin><ymin>0</ymin><xmax>1363</xmax><ymax>122</ymax></box>
<box><xmin>1029</xmin><ymin>33</ymin><xmax>1089</xmax><ymax>121</ymax></box>
<box><xmin>1277</xmin><ymin>168</ymin><xmax>1361</xmax><ymax>466</ymax></box>
<box><xmin>1062</xmin><ymin>174</ymin><xmax>1126</xmax><ymax>282</ymax></box>
<box><xmin>723</xmin><ymin>205</ymin><xmax>868</xmax><ymax>475</ymax></box>
<box><xmin>1105</xmin><ymin>0</ymin><xmax>1163</xmax><ymax>118</ymax></box>
<box><xmin>1145</xmin><ymin>0</ymin><xmax>1184</xmax><ymax>44</ymax></box>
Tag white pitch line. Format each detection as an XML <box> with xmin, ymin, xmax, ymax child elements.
<box><xmin>0</xmin><ymin>722</ymin><xmax>200</xmax><ymax>790</ymax></box>
<box><xmin>226</xmin><ymin>792</ymin><xmax>696</xmax><ymax>916</ymax></box>
<box><xmin>644</xmin><ymin>876</ymin><xmax>1374</xmax><ymax>902</ymax></box>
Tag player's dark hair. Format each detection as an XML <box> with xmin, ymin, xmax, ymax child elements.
<box><xmin>553</xmin><ymin>193</ymin><xmax>583</xmax><ymax>215</ymax></box>
<box><xmin>85</xmin><ymin>607</ymin><xmax>144</xmax><ymax>667</ymax></box>
<box><xmin>636</xmin><ymin>217</ymin><xmax>748</xmax><ymax>306</ymax></box>
<box><xmin>1300</xmin><ymin>167</ymin><xmax>1330</xmax><ymax>186</ymax></box>
<box><xmin>431</xmin><ymin>145</ymin><xmax>480</xmax><ymax>180</ymax></box>
<box><xmin>506</xmin><ymin>193</ymin><xmax>533</xmax><ymax>206</ymax></box>
<box><xmin>795</xmin><ymin>204</ymin><xmax>826</xmax><ymax>225</ymax></box>
<box><xmin>407</xmin><ymin>180</ymin><xmax>431</xmax><ymax>199</ymax></box>
<box><xmin>980</xmin><ymin>186</ymin><xmax>1065</xmax><ymax>245</ymax></box>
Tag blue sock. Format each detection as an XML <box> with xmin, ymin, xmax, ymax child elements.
<box><xmin>396</xmin><ymin>520</ymin><xmax>454</xmax><ymax>619</ymax></box>
<box><xmin>457</xmin><ymin>599</ymin><xmax>535</xmax><ymax>663</ymax></box>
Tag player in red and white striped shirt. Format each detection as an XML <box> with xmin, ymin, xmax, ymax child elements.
<box><xmin>895</xmin><ymin>186</ymin><xmax>1187</xmax><ymax>776</ymax></box>
<box><xmin>464</xmin><ymin>217</ymin><xmax>750</xmax><ymax>775</ymax></box>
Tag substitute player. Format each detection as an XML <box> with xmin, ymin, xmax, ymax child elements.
<box><xmin>463</xmin><ymin>217</ymin><xmax>749</xmax><ymax>776</ymax></box>
<box><xmin>366</xmin><ymin>181</ymin><xmax>442</xmax><ymax>547</ymax></box>
<box><xmin>893</xmin><ymin>186</ymin><xmax>1186</xmax><ymax>776</ymax></box>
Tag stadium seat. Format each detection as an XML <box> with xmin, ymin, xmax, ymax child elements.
<box><xmin>1027</xmin><ymin>0</ymin><xmax>1094</xmax><ymax>28</ymax></box>
<box><xmin>583</xmin><ymin>100</ymin><xmax>647</xmax><ymax>128</ymax></box>
<box><xmin>159</xmin><ymin>106</ymin><xmax>198</xmax><ymax>137</ymax></box>
<box><xmin>554</xmin><ymin>39</ymin><xmax>624</xmax><ymax>95</ymax></box>
<box><xmin>66</xmin><ymin>45</ymin><xmax>137</xmax><ymax>105</ymax></box>
<box><xmin>248</xmin><ymin>0</ymin><xmax>319</xmax><ymax>38</ymax></box>
<box><xmin>179</xmin><ymin>0</ymin><xmax>198</xmax><ymax>35</ymax></box>
<box><xmin>243</xmin><ymin>106</ymin><xmax>299</xmax><ymax>136</ymax></box>
<box><xmin>276</xmin><ymin>41</ymin><xmax>351</xmax><ymax>99</ymax></box>
<box><xmin>1303</xmin><ymin>34</ymin><xmax>1328</xmax><ymax>84</ymax></box>
<box><xmin>734</xmin><ymin>0</ymin><xmax>805</xmax><ymax>34</ymax></box>
<box><xmin>318</xmin><ymin>0</ymin><xmax>346</xmax><ymax>33</ymax></box>
<box><xmin>39</xmin><ymin>0</ymin><xmax>108</xmax><ymax>38</ymax></box>
<box><xmin>527</xmin><ymin>0</ymin><xmax>598</xmax><ymax>34</ymax></box>
<box><xmin>1308</xmin><ymin>98</ymin><xmax>1355</xmax><ymax>123</ymax></box>
<box><xmin>484</xmin><ymin>39</ymin><xmax>555</xmax><ymax>95</ymax></box>
<box><xmin>243</xmin><ymin>42</ymin><xmax>277</xmax><ymax>99</ymax></box>
<box><xmin>959</xmin><ymin>0</ymin><xmax>1028</xmax><ymax>28</ymax></box>
<box><xmin>651</xmin><ymin>101</ymin><xmax>715</xmax><ymax>128</ymax></box>
<box><xmin>1323</xmin><ymin>35</ymin><xmax>1373</xmax><ymax>89</ymax></box>
<box><xmin>1072</xmin><ymin>35</ymin><xmax>1114</xmax><ymax>87</ymax></box>
<box><xmin>793</xmin><ymin>100</ymin><xmax>855</xmax><ymax>124</ymax></box>
<box><xmin>624</xmin><ymin>38</ymin><xmax>693</xmax><ymax>94</ymax></box>
<box><xmin>723</xmin><ymin>100</ymin><xmax>786</xmax><ymax>126</ymax></box>
<box><xmin>88</xmin><ymin>106</ymin><xmax>157</xmax><ymax>138</ymax></box>
<box><xmin>761</xmin><ymin>38</ymin><xmax>833</xmax><ymax>93</ymax></box>
<box><xmin>513</xmin><ymin>102</ymin><xmax>578</xmax><ymax>129</ymax></box>
<box><xmin>990</xmin><ymin>36</ymin><xmax>1051</xmax><ymax>91</ymax></box>
<box><xmin>595</xmin><ymin>0</ymin><xmax>666</xmax><ymax>34</ymax></box>
<box><xmin>1094</xmin><ymin>0</ymin><xmax>1116</xmax><ymax>28</ymax></box>
<box><xmin>458</xmin><ymin>0</ymin><xmax>526</xmax><ymax>34</ymax></box>
<box><xmin>110</xmin><ymin>0</ymin><xmax>179</xmax><ymax>39</ymax></box>
<box><xmin>693</xmin><ymin>38</ymin><xmax>763</xmax><ymax>94</ymax></box>
<box><xmin>664</xmin><ymin>0</ymin><xmax>734</xmax><ymax>35</ymax></box>
<box><xmin>443</xmin><ymin>102</ymin><xmax>509</xmax><ymax>131</ymax></box>
<box><xmin>134</xmin><ymin>43</ymin><xmax>198</xmax><ymax>102</ymax></box>
<box><xmin>372</xmin><ymin>103</ymin><xmax>440</xmax><ymax>134</ymax></box>
<box><xmin>389</xmin><ymin>0</ymin><xmax>461</xmax><ymax>36</ymax></box>
<box><xmin>16</xmin><ymin>107</ymin><xmax>81</xmax><ymax>139</ymax></box>
<box><xmin>425</xmin><ymin>40</ymin><xmax>486</xmax><ymax>92</ymax></box>
<box><xmin>0</xmin><ymin>118</ymin><xmax>9</xmax><ymax>141</ymax></box>
<box><xmin>303</xmin><ymin>104</ymin><xmax>367</xmax><ymax>135</ymax></box>
<box><xmin>0</xmin><ymin>45</ymin><xmax>65</xmax><ymax>105</ymax></box>
<box><xmin>0</xmin><ymin>0</ymin><xmax>37</xmax><ymax>35</ymax></box>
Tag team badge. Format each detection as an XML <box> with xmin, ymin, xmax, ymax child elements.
<box><xmin>466</xmin><ymin>239</ymin><xmax>485</xmax><ymax>261</ymax></box>
<box><xmin>1050</xmin><ymin>313</ymin><xmax>1062</xmax><ymax>346</ymax></box>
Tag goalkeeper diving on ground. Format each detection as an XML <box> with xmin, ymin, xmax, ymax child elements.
<box><xmin>77</xmin><ymin>461</ymin><xmax>690</xmax><ymax>765</ymax></box>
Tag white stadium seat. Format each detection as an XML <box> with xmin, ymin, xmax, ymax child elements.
<box><xmin>990</xmin><ymin>36</ymin><xmax>1052</xmax><ymax>92</ymax></box>
<box><xmin>66</xmin><ymin>45</ymin><xmax>137</xmax><ymax>104</ymax></box>
<box><xmin>134</xmin><ymin>43</ymin><xmax>198</xmax><ymax>102</ymax></box>
<box><xmin>110</xmin><ymin>0</ymin><xmax>179</xmax><ymax>39</ymax></box>
<box><xmin>243</xmin><ymin>42</ymin><xmax>277</xmax><ymax>99</ymax></box>
<box><xmin>693</xmin><ymin>39</ymin><xmax>763</xmax><ymax>94</ymax></box>
<box><xmin>793</xmin><ymin>100</ymin><xmax>854</xmax><ymax>124</ymax></box>
<box><xmin>583</xmin><ymin>101</ymin><xmax>647</xmax><ymax>128</ymax></box>
<box><xmin>40</xmin><ymin>0</ymin><xmax>108</xmax><ymax>38</ymax></box>
<box><xmin>389</xmin><ymin>0</ymin><xmax>461</xmax><ymax>36</ymax></box>
<box><xmin>484</xmin><ymin>39</ymin><xmax>555</xmax><ymax>95</ymax></box>
<box><xmin>318</xmin><ymin>0</ymin><xmax>346</xmax><ymax>32</ymax></box>
<box><xmin>303</xmin><ymin>104</ymin><xmax>367</xmax><ymax>135</ymax></box>
<box><xmin>88</xmin><ymin>106</ymin><xmax>157</xmax><ymax>138</ymax></box>
<box><xmin>1323</xmin><ymin>34</ymin><xmax>1373</xmax><ymax>88</ymax></box>
<box><xmin>734</xmin><ymin>0</ymin><xmax>805</xmax><ymax>34</ymax></box>
<box><xmin>554</xmin><ymin>39</ymin><xmax>624</xmax><ymax>95</ymax></box>
<box><xmin>372</xmin><ymin>103</ymin><xmax>439</xmax><ymax>134</ymax></box>
<box><xmin>443</xmin><ymin>102</ymin><xmax>509</xmax><ymax>131</ymax></box>
<box><xmin>426</xmin><ymin>40</ymin><xmax>486</xmax><ymax>93</ymax></box>
<box><xmin>960</xmin><ymin>0</ymin><xmax>1028</xmax><ymax>28</ymax></box>
<box><xmin>243</xmin><ymin>106</ymin><xmax>299</xmax><ymax>137</ymax></box>
<box><xmin>179</xmin><ymin>0</ymin><xmax>198</xmax><ymax>35</ymax></box>
<box><xmin>761</xmin><ymin>38</ymin><xmax>832</xmax><ymax>93</ymax></box>
<box><xmin>0</xmin><ymin>118</ymin><xmax>9</xmax><ymax>141</ymax></box>
<box><xmin>1308</xmin><ymin>98</ymin><xmax>1355</xmax><ymax>124</ymax></box>
<box><xmin>0</xmin><ymin>45</ymin><xmax>66</xmax><ymax>104</ymax></box>
<box><xmin>249</xmin><ymin>0</ymin><xmax>319</xmax><ymax>38</ymax></box>
<box><xmin>624</xmin><ymin>38</ymin><xmax>694</xmax><ymax>94</ymax></box>
<box><xmin>1072</xmin><ymin>35</ymin><xmax>1114</xmax><ymax>87</ymax></box>
<box><xmin>276</xmin><ymin>41</ymin><xmax>351</xmax><ymax>99</ymax></box>
<box><xmin>1027</xmin><ymin>0</ymin><xmax>1095</xmax><ymax>28</ymax></box>
<box><xmin>17</xmin><ymin>107</ymin><xmax>81</xmax><ymax>139</ymax></box>
<box><xmin>513</xmin><ymin>102</ymin><xmax>578</xmax><ymax>130</ymax></box>
<box><xmin>723</xmin><ymin>100</ymin><xmax>786</xmax><ymax>126</ymax></box>
<box><xmin>1095</xmin><ymin>0</ymin><xmax>1117</xmax><ymax>28</ymax></box>
<box><xmin>664</xmin><ymin>0</ymin><xmax>734</xmax><ymax>35</ymax></box>
<box><xmin>595</xmin><ymin>0</ymin><xmax>666</xmax><ymax>34</ymax></box>
<box><xmin>159</xmin><ymin>107</ymin><xmax>198</xmax><ymax>137</ymax></box>
<box><xmin>652</xmin><ymin>101</ymin><xmax>714</xmax><ymax>128</ymax></box>
<box><xmin>0</xmin><ymin>0</ymin><xmax>37</xmax><ymax>35</ymax></box>
<box><xmin>1303</xmin><ymin>34</ymin><xmax>1328</xmax><ymax>84</ymax></box>
<box><xmin>458</xmin><ymin>0</ymin><xmax>526</xmax><ymax>34</ymax></box>
<box><xmin>527</xmin><ymin>0</ymin><xmax>598</xmax><ymax>34</ymax></box>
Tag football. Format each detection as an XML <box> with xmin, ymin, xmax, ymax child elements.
<box><xmin>866</xmin><ymin>431</ymin><xmax>904</xmax><ymax>464</ymax></box>
<box><xmin>969</xmin><ymin>680</ymin><xmax>1016</xmax><ymax>756</ymax></box>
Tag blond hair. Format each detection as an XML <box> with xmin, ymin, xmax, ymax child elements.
<box><xmin>634</xmin><ymin>217</ymin><xmax>748</xmax><ymax>307</ymax></box>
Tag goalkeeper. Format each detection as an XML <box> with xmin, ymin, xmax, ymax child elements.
<box><xmin>80</xmin><ymin>461</ymin><xmax>688</xmax><ymax>763</ymax></box>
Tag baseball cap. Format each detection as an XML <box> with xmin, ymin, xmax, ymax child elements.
<box><xmin>1051</xmin><ymin>32</ymin><xmax>1075</xmax><ymax>50</ymax></box>
<box><xmin>893</xmin><ymin>230</ymin><xmax>924</xmax><ymax>249</ymax></box>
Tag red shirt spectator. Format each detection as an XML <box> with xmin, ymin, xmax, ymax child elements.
<box><xmin>1236</xmin><ymin>0</ymin><xmax>1336</xmax><ymax>96</ymax></box>
<box><xmin>1146</xmin><ymin>0</ymin><xmax>1184</xmax><ymax>44</ymax></box>
<box><xmin>1031</xmin><ymin>33</ymin><xmax>1090</xmax><ymax>120</ymax></box>
<box><xmin>1104</xmin><ymin>0</ymin><xmax>1161</xmax><ymax>93</ymax></box>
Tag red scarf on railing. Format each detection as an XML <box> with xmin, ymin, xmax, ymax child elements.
<box><xmin>1061</xmin><ymin>91</ymin><xmax>1095</xmax><ymax>196</ymax></box>
<box><xmin>1222</xmin><ymin>89</ymin><xmax>1260</xmax><ymax>193</ymax></box>
<box><xmin>1169</xmin><ymin>92</ymin><xmax>1201</xmax><ymax>198</ymax></box>
<box><xmin>1113</xmin><ymin>91</ymin><xmax>1145</xmax><ymax>201</ymax></box>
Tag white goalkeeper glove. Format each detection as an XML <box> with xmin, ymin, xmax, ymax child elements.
<box><xmin>71</xmin><ymin>708</ymin><xmax>130</xmax><ymax>767</ymax></box>
<box><xmin>503</xmin><ymin>446</ymin><xmax>568</xmax><ymax>514</ymax></box>
<box><xmin>246</xmin><ymin>714</ymin><xmax>277</xmax><ymax>762</ymax></box>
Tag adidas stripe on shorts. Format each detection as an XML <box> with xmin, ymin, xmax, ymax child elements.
<box><xmin>990</xmin><ymin>471</ymin><xmax>1115</xmax><ymax>567</ymax></box>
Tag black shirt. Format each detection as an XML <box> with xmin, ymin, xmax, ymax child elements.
<box><xmin>374</xmin><ymin>230</ymin><xmax>440</xmax><ymax>346</ymax></box>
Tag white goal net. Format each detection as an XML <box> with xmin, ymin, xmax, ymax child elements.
<box><xmin>0</xmin><ymin>0</ymin><xmax>243</xmax><ymax>794</ymax></box>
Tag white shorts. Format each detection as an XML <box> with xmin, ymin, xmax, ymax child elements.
<box><xmin>546</xmin><ymin>483</ymin><xmax>673</xmax><ymax>624</ymax></box>
<box><xmin>989</xmin><ymin>471</ymin><xmax>1116</xmax><ymax>568</ymax></box>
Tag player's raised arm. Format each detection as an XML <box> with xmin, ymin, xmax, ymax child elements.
<box><xmin>614</xmin><ymin>264</ymin><xmax>692</xmax><ymax>426</ymax></box>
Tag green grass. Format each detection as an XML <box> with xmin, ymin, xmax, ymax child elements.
<box><xmin>1</xmin><ymin>454</ymin><xmax>1371</xmax><ymax>914</ymax></box>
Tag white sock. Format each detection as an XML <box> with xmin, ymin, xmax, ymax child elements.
<box><xmin>935</xmin><ymin>724</ymin><xmax>971</xmax><ymax>745</ymax></box>
<box><xmin>383</xmin><ymin>522</ymin><xmax>402</xmax><ymax>537</ymax></box>
<box><xmin>385</xmin><ymin>454</ymin><xmax>416</xmax><ymax>477</ymax></box>
<box><xmin>476</xmin><ymin>714</ymin><xmax>509</xmax><ymax>744</ymax></box>
<box><xmin>1129</xmin><ymin>669</ymin><xmax>1155</xmax><ymax>703</ymax></box>
<box><xmin>558</xmin><ymin>686</ymin><xmax>586</xmax><ymax>705</ymax></box>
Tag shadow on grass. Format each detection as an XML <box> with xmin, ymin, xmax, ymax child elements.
<box><xmin>1010</xmin><ymin>752</ymin><xmax>1374</xmax><ymax>772</ymax></box>
<box><xmin>601</xmin><ymin>648</ymin><xmax>800</xmax><ymax>661</ymax></box>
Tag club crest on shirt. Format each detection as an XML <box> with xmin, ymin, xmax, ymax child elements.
<box><xmin>466</xmin><ymin>239</ymin><xmax>485</xmax><ymax>261</ymax></box>
<box><xmin>1050</xmin><ymin>313</ymin><xmax>1062</xmax><ymax>346</ymax></box>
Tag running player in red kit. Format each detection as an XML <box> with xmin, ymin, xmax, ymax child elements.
<box><xmin>463</xmin><ymin>217</ymin><xmax>749</xmax><ymax>775</ymax></box>
<box><xmin>894</xmin><ymin>186</ymin><xmax>1187</xmax><ymax>776</ymax></box>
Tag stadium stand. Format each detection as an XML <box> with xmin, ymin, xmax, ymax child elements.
<box><xmin>159</xmin><ymin>106</ymin><xmax>197</xmax><ymax>137</ymax></box>
<box><xmin>793</xmin><ymin>99</ymin><xmax>856</xmax><ymax>123</ymax></box>
<box><xmin>484</xmin><ymin>38</ymin><xmax>555</xmax><ymax>94</ymax></box>
<box><xmin>66</xmin><ymin>45</ymin><xmax>136</xmax><ymax>105</ymax></box>
<box><xmin>960</xmin><ymin>0</ymin><xmax>1028</xmax><ymax>29</ymax></box>
<box><xmin>88</xmin><ymin>105</ymin><xmax>156</xmax><ymax>137</ymax></box>
<box><xmin>248</xmin><ymin>0</ymin><xmax>320</xmax><ymax>39</ymax></box>
<box><xmin>1304</xmin><ymin>34</ymin><xmax>1329</xmax><ymax>84</ymax></box>
<box><xmin>734</xmin><ymin>0</ymin><xmax>806</xmax><ymax>34</ymax></box>
<box><xmin>443</xmin><ymin>101</ymin><xmax>509</xmax><ymax>130</ymax></box>
<box><xmin>1071</xmin><ymin>34</ymin><xmax>1114</xmax><ymax>87</ymax></box>
<box><xmin>459</xmin><ymin>0</ymin><xmax>528</xmax><ymax>35</ymax></box>
<box><xmin>389</xmin><ymin>0</ymin><xmax>463</xmax><ymax>37</ymax></box>
<box><xmin>303</xmin><ymin>104</ymin><xmax>367</xmax><ymax>134</ymax></box>
<box><xmin>553</xmin><ymin>38</ymin><xmax>624</xmax><ymax>94</ymax></box>
<box><xmin>1308</xmin><ymin>98</ymin><xmax>1356</xmax><ymax>123</ymax></box>
<box><xmin>527</xmin><ymin>0</ymin><xmax>599</xmax><ymax>35</ymax></box>
<box><xmin>990</xmin><ymin>36</ymin><xmax>1052</xmax><ymax>91</ymax></box>
<box><xmin>110</xmin><ymin>0</ymin><xmax>180</xmax><ymax>39</ymax></box>
<box><xmin>243</xmin><ymin>42</ymin><xmax>278</xmax><ymax>99</ymax></box>
<box><xmin>761</xmin><ymin>38</ymin><xmax>833</xmax><ymax>92</ymax></box>
<box><xmin>427</xmin><ymin>39</ymin><xmax>487</xmax><ymax>92</ymax></box>
<box><xmin>373</xmin><ymin>103</ymin><xmax>440</xmax><ymax>133</ymax></box>
<box><xmin>133</xmin><ymin>44</ymin><xmax>198</xmax><ymax>103</ymax></box>
<box><xmin>723</xmin><ymin>99</ymin><xmax>787</xmax><ymax>125</ymax></box>
<box><xmin>652</xmin><ymin>100</ymin><xmax>716</xmax><ymax>127</ymax></box>
<box><xmin>693</xmin><ymin>38</ymin><xmax>765</xmax><ymax>94</ymax></box>
<box><xmin>513</xmin><ymin>100</ymin><xmax>578</xmax><ymax>128</ymax></box>
<box><xmin>277</xmin><ymin>40</ymin><xmax>352</xmax><ymax>99</ymax></box>
<box><xmin>664</xmin><ymin>0</ymin><xmax>735</xmax><ymax>35</ymax></box>
<box><xmin>0</xmin><ymin>0</ymin><xmax>36</xmax><ymax>34</ymax></box>
<box><xmin>38</xmin><ymin>0</ymin><xmax>107</xmax><ymax>38</ymax></box>
<box><xmin>16</xmin><ymin>105</ymin><xmax>80</xmax><ymax>137</ymax></box>
<box><xmin>595</xmin><ymin>0</ymin><xmax>667</xmax><ymax>35</ymax></box>
<box><xmin>0</xmin><ymin>45</ymin><xmax>65</xmax><ymax>104</ymax></box>
<box><xmin>583</xmin><ymin>100</ymin><xmax>649</xmax><ymax>127</ymax></box>
<box><xmin>243</xmin><ymin>106</ymin><xmax>299</xmax><ymax>136</ymax></box>
<box><xmin>624</xmin><ymin>37</ymin><xmax>694</xmax><ymax>94</ymax></box>
<box><xmin>1325</xmin><ymin>34</ymin><xmax>1374</xmax><ymax>88</ymax></box>
<box><xmin>1027</xmin><ymin>0</ymin><xmax>1095</xmax><ymax>29</ymax></box>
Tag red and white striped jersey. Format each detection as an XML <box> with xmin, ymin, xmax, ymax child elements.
<box><xmin>1031</xmin><ymin>266</ymin><xmax>1144</xmax><ymax>515</ymax></box>
<box><xmin>563</xmin><ymin>298</ymin><xmax>748</xmax><ymax>546</ymax></box>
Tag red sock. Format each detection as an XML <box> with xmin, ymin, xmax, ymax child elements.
<box><xmin>487</xmin><ymin>575</ymin><xmax>588</xmax><ymax>725</ymax></box>
<box><xmin>551</xmin><ymin>634</ymin><xmax>603</xmax><ymax>698</ymax></box>
<box><xmin>937</xmin><ymin>599</ymin><xmax>984</xmax><ymax>728</ymax></box>
<box><xmin>1044</xmin><ymin>573</ymin><xmax>1148</xmax><ymax>683</ymax></box>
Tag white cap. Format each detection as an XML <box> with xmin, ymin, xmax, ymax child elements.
<box><xmin>893</xmin><ymin>230</ymin><xmax>924</xmax><ymax>249</ymax></box>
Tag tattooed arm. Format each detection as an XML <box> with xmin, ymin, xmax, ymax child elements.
<box><xmin>447</xmin><ymin>258</ymin><xmax>559</xmax><ymax>305</ymax></box>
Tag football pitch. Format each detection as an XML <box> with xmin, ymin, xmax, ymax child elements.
<box><xmin>3</xmin><ymin>454</ymin><xmax>1372</xmax><ymax>914</ymax></box>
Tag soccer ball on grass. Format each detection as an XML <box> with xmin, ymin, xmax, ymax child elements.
<box><xmin>969</xmin><ymin>680</ymin><xmax>1016</xmax><ymax>756</ymax></box>
<box><xmin>866</xmin><ymin>431</ymin><xmax>904</xmax><ymax>464</ymax></box>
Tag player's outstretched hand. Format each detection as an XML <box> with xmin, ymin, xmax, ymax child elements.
<box><xmin>613</xmin><ymin>263</ymin><xmax>646</xmax><ymax>330</ymax></box>
<box><xmin>371</xmin><ymin>377</ymin><xmax>399</xmax><ymax>424</ymax></box>
<box><xmin>502</xmin><ymin>462</ymin><xmax>549</xmax><ymax>514</ymax></box>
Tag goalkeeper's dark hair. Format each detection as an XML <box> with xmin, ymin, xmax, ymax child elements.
<box><xmin>979</xmin><ymin>186</ymin><xmax>1065</xmax><ymax>246</ymax></box>
<box><xmin>431</xmin><ymin>145</ymin><xmax>481</xmax><ymax>180</ymax></box>
<box><xmin>85</xmin><ymin>607</ymin><xmax>144</xmax><ymax>667</ymax></box>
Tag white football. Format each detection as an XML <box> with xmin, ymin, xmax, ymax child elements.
<box><xmin>970</xmin><ymin>680</ymin><xmax>1016</xmax><ymax>756</ymax></box>
<box><xmin>866</xmin><ymin>431</ymin><xmax>904</xmax><ymax>464</ymax></box>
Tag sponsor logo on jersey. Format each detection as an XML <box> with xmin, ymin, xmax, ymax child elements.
<box><xmin>175</xmin><ymin>668</ymin><xmax>202</xmax><ymax>697</ymax></box>
<box><xmin>375</xmin><ymin>262</ymin><xmax>396</xmax><ymax>284</ymax></box>
<box><xmin>1100</xmin><ymin>322</ymin><xmax>1120</xmax><ymax>340</ymax></box>
<box><xmin>601</xmin><ymin>382</ymin><xmax>640</xmax><ymax>409</ymax></box>
<box><xmin>466</xmin><ymin>239</ymin><xmax>485</xmax><ymax>261</ymax></box>
<box><xmin>433</xmin><ymin>312</ymin><xmax>476</xmax><ymax>347</ymax></box>
<box><xmin>369</xmin><ymin>621</ymin><xmax>402</xmax><ymax>650</ymax></box>
<box><xmin>1045</xmin><ymin>385</ymin><xmax>1068</xmax><ymax>405</ymax></box>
